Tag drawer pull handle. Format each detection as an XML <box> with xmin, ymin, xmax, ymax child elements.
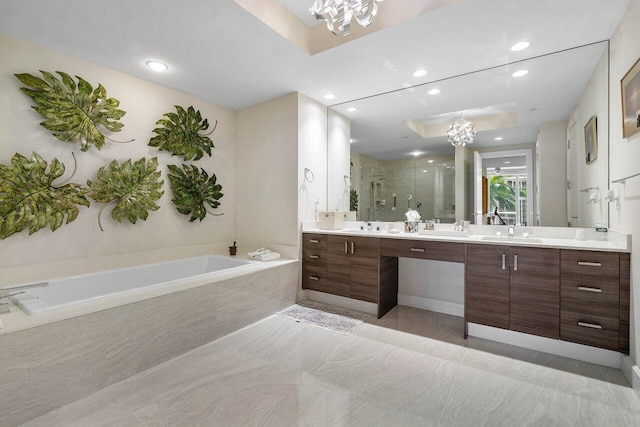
<box><xmin>309</xmin><ymin>239</ymin><xmax>320</xmax><ymax>244</ymax></box>
<box><xmin>514</xmin><ymin>254</ymin><xmax>518</xmax><ymax>271</ymax></box>
<box><xmin>502</xmin><ymin>253</ymin><xmax>506</xmax><ymax>270</ymax></box>
<box><xmin>309</xmin><ymin>255</ymin><xmax>319</xmax><ymax>259</ymax></box>
<box><xmin>578</xmin><ymin>321</ymin><xmax>602</xmax><ymax>330</ymax></box>
<box><xmin>577</xmin><ymin>261</ymin><xmax>602</xmax><ymax>267</ymax></box>
<box><xmin>308</xmin><ymin>276</ymin><xmax>320</xmax><ymax>281</ymax></box>
<box><xmin>350</xmin><ymin>242</ymin><xmax>355</xmax><ymax>254</ymax></box>
<box><xmin>578</xmin><ymin>286</ymin><xmax>602</xmax><ymax>293</ymax></box>
<box><xmin>411</xmin><ymin>248</ymin><xmax>425</xmax><ymax>252</ymax></box>
<box><xmin>344</xmin><ymin>242</ymin><xmax>348</xmax><ymax>254</ymax></box>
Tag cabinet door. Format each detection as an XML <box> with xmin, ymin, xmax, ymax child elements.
<box><xmin>326</xmin><ymin>235</ymin><xmax>351</xmax><ymax>297</ymax></box>
<box><xmin>465</xmin><ymin>244</ymin><xmax>510</xmax><ymax>329</ymax></box>
<box><xmin>350</xmin><ymin>237</ymin><xmax>379</xmax><ymax>303</ymax></box>
<box><xmin>509</xmin><ymin>247</ymin><xmax>560</xmax><ymax>339</ymax></box>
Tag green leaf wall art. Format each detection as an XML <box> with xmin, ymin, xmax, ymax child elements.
<box><xmin>168</xmin><ymin>164</ymin><xmax>224</xmax><ymax>222</ymax></box>
<box><xmin>0</xmin><ymin>152</ymin><xmax>90</xmax><ymax>239</ymax></box>
<box><xmin>15</xmin><ymin>71</ymin><xmax>133</xmax><ymax>152</ymax></box>
<box><xmin>87</xmin><ymin>158</ymin><xmax>164</xmax><ymax>231</ymax></box>
<box><xmin>149</xmin><ymin>106</ymin><xmax>217</xmax><ymax>161</ymax></box>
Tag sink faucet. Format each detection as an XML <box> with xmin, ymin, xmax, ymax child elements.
<box><xmin>508</xmin><ymin>225</ymin><xmax>515</xmax><ymax>237</ymax></box>
<box><xmin>367</xmin><ymin>222</ymin><xmax>373</xmax><ymax>231</ymax></box>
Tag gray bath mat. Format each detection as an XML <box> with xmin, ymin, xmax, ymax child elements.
<box><xmin>277</xmin><ymin>300</ymin><xmax>368</xmax><ymax>335</ymax></box>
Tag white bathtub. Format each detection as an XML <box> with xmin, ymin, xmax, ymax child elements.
<box><xmin>9</xmin><ymin>255</ymin><xmax>254</xmax><ymax>315</ymax></box>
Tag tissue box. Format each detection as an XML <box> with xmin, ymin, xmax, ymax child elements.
<box><xmin>319</xmin><ymin>211</ymin><xmax>344</xmax><ymax>230</ymax></box>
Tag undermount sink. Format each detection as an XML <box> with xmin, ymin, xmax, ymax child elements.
<box><xmin>481</xmin><ymin>236</ymin><xmax>543</xmax><ymax>243</ymax></box>
<box><xmin>344</xmin><ymin>229</ymin><xmax>380</xmax><ymax>233</ymax></box>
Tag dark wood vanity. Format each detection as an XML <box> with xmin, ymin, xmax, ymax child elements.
<box><xmin>302</xmin><ymin>232</ymin><xmax>631</xmax><ymax>354</ymax></box>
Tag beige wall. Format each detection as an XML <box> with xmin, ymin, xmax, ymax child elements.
<box><xmin>0</xmin><ymin>34</ymin><xmax>236</xmax><ymax>272</ymax></box>
<box><xmin>236</xmin><ymin>93</ymin><xmax>299</xmax><ymax>251</ymax></box>
<box><xmin>609</xmin><ymin>0</ymin><xmax>640</xmax><ymax>367</ymax></box>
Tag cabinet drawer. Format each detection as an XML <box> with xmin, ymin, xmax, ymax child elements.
<box><xmin>561</xmin><ymin>310</ymin><xmax>619</xmax><ymax>350</ymax></box>
<box><xmin>561</xmin><ymin>280</ymin><xmax>619</xmax><ymax>319</ymax></box>
<box><xmin>302</xmin><ymin>247</ymin><xmax>326</xmax><ymax>267</ymax></box>
<box><xmin>303</xmin><ymin>233</ymin><xmax>327</xmax><ymax>250</ymax></box>
<box><xmin>380</xmin><ymin>238</ymin><xmax>465</xmax><ymax>263</ymax></box>
<box><xmin>561</xmin><ymin>250</ymin><xmax>619</xmax><ymax>280</ymax></box>
<box><xmin>302</xmin><ymin>264</ymin><xmax>326</xmax><ymax>292</ymax></box>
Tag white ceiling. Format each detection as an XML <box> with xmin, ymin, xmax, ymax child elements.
<box><xmin>0</xmin><ymin>0</ymin><xmax>629</xmax><ymax>112</ymax></box>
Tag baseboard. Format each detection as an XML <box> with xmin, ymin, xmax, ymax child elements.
<box><xmin>621</xmin><ymin>355</ymin><xmax>640</xmax><ymax>396</ymax></box>
<box><xmin>305</xmin><ymin>290</ymin><xmax>378</xmax><ymax>315</ymax></box>
<box><xmin>398</xmin><ymin>293</ymin><xmax>463</xmax><ymax>317</ymax></box>
<box><xmin>468</xmin><ymin>323</ymin><xmax>622</xmax><ymax>368</ymax></box>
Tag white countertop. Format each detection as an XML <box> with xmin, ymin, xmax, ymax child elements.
<box><xmin>304</xmin><ymin>227</ymin><xmax>630</xmax><ymax>253</ymax></box>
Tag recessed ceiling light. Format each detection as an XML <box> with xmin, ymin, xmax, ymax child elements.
<box><xmin>413</xmin><ymin>69</ymin><xmax>427</xmax><ymax>77</ymax></box>
<box><xmin>428</xmin><ymin>88</ymin><xmax>440</xmax><ymax>95</ymax></box>
<box><xmin>324</xmin><ymin>93</ymin><xmax>335</xmax><ymax>100</ymax></box>
<box><xmin>504</xmin><ymin>161</ymin><xmax>511</xmax><ymax>164</ymax></box>
<box><xmin>146</xmin><ymin>61</ymin><xmax>168</xmax><ymax>72</ymax></box>
<box><xmin>512</xmin><ymin>69</ymin><xmax>529</xmax><ymax>78</ymax></box>
<box><xmin>350</xmin><ymin>138</ymin><xmax>355</xmax><ymax>143</ymax></box>
<box><xmin>347</xmin><ymin>107</ymin><xmax>357</xmax><ymax>112</ymax></box>
<box><xmin>428</xmin><ymin>159</ymin><xmax>434</xmax><ymax>163</ymax></box>
<box><xmin>511</xmin><ymin>41</ymin><xmax>530</xmax><ymax>52</ymax></box>
<box><xmin>422</xmin><ymin>169</ymin><xmax>428</xmax><ymax>173</ymax></box>
<box><xmin>495</xmin><ymin>137</ymin><xmax>504</xmax><ymax>141</ymax></box>
<box><xmin>410</xmin><ymin>151</ymin><xmax>423</xmax><ymax>157</ymax></box>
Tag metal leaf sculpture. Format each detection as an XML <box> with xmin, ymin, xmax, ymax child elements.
<box><xmin>149</xmin><ymin>106</ymin><xmax>217</xmax><ymax>161</ymax></box>
<box><xmin>0</xmin><ymin>152</ymin><xmax>89</xmax><ymax>239</ymax></box>
<box><xmin>167</xmin><ymin>164</ymin><xmax>224</xmax><ymax>222</ymax></box>
<box><xmin>15</xmin><ymin>71</ymin><xmax>133</xmax><ymax>151</ymax></box>
<box><xmin>87</xmin><ymin>157</ymin><xmax>164</xmax><ymax>231</ymax></box>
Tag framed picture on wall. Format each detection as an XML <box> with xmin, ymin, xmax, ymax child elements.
<box><xmin>621</xmin><ymin>57</ymin><xmax>640</xmax><ymax>139</ymax></box>
<box><xmin>584</xmin><ymin>116</ymin><xmax>598</xmax><ymax>164</ymax></box>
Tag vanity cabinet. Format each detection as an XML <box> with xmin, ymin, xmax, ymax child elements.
<box><xmin>302</xmin><ymin>234</ymin><xmax>327</xmax><ymax>293</ymax></box>
<box><xmin>465</xmin><ymin>244</ymin><xmax>560</xmax><ymax>339</ymax></box>
<box><xmin>560</xmin><ymin>250</ymin><xmax>621</xmax><ymax>351</ymax></box>
<box><xmin>326</xmin><ymin>235</ymin><xmax>379</xmax><ymax>303</ymax></box>
<box><xmin>465</xmin><ymin>245</ymin><xmax>511</xmax><ymax>329</ymax></box>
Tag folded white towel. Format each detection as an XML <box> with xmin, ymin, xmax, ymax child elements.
<box><xmin>255</xmin><ymin>252</ymin><xmax>281</xmax><ymax>262</ymax></box>
<box><xmin>248</xmin><ymin>248</ymin><xmax>271</xmax><ymax>258</ymax></box>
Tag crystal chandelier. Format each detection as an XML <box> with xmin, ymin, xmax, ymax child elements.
<box><xmin>447</xmin><ymin>118</ymin><xmax>477</xmax><ymax>147</ymax></box>
<box><xmin>310</xmin><ymin>0</ymin><xmax>384</xmax><ymax>36</ymax></box>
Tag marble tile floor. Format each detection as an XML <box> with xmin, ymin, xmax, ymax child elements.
<box><xmin>21</xmin><ymin>306</ymin><xmax>640</xmax><ymax>427</ymax></box>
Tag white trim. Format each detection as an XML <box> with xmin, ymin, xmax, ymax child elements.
<box><xmin>468</xmin><ymin>323</ymin><xmax>622</xmax><ymax>368</ymax></box>
<box><xmin>305</xmin><ymin>290</ymin><xmax>377</xmax><ymax>315</ymax></box>
<box><xmin>621</xmin><ymin>355</ymin><xmax>640</xmax><ymax>396</ymax></box>
<box><xmin>398</xmin><ymin>293</ymin><xmax>464</xmax><ymax>317</ymax></box>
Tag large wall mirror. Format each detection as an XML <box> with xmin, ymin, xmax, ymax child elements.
<box><xmin>327</xmin><ymin>41</ymin><xmax>610</xmax><ymax>228</ymax></box>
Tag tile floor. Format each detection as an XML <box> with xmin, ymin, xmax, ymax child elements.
<box><xmin>22</xmin><ymin>306</ymin><xmax>640</xmax><ymax>426</ymax></box>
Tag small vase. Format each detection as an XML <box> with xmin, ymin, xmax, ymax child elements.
<box><xmin>404</xmin><ymin>221</ymin><xmax>419</xmax><ymax>233</ymax></box>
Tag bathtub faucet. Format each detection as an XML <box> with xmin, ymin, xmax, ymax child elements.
<box><xmin>0</xmin><ymin>282</ymin><xmax>48</xmax><ymax>314</ymax></box>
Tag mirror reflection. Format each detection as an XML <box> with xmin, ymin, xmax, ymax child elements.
<box><xmin>329</xmin><ymin>41</ymin><xmax>610</xmax><ymax>228</ymax></box>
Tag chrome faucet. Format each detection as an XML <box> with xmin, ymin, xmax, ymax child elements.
<box><xmin>367</xmin><ymin>222</ymin><xmax>373</xmax><ymax>231</ymax></box>
<box><xmin>508</xmin><ymin>225</ymin><xmax>515</xmax><ymax>237</ymax></box>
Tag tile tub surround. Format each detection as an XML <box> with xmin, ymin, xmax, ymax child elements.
<box><xmin>0</xmin><ymin>262</ymin><xmax>298</xmax><ymax>427</ymax></box>
<box><xmin>22</xmin><ymin>306</ymin><xmax>640</xmax><ymax>426</ymax></box>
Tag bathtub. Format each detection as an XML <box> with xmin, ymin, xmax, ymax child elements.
<box><xmin>9</xmin><ymin>255</ymin><xmax>254</xmax><ymax>315</ymax></box>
